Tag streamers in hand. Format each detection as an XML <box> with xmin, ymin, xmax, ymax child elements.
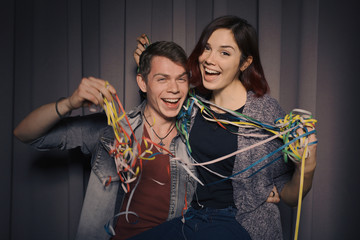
<box><xmin>101</xmin><ymin>81</ymin><xmax>173</xmax><ymax>193</ymax></box>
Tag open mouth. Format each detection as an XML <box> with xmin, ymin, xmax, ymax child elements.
<box><xmin>162</xmin><ymin>98</ymin><xmax>181</xmax><ymax>107</ymax></box>
<box><xmin>204</xmin><ymin>67</ymin><xmax>220</xmax><ymax>76</ymax></box>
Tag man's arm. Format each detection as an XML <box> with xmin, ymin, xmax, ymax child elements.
<box><xmin>14</xmin><ymin>77</ymin><xmax>116</xmax><ymax>143</ymax></box>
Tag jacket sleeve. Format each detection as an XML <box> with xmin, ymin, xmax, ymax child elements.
<box><xmin>30</xmin><ymin>113</ymin><xmax>108</xmax><ymax>155</ymax></box>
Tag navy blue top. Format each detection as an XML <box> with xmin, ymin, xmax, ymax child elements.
<box><xmin>190</xmin><ymin>105</ymin><xmax>244</xmax><ymax>209</ymax></box>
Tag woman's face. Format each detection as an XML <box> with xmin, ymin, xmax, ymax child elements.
<box><xmin>198</xmin><ymin>28</ymin><xmax>242</xmax><ymax>92</ymax></box>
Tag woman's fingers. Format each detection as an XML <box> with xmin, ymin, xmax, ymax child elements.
<box><xmin>134</xmin><ymin>34</ymin><xmax>150</xmax><ymax>66</ymax></box>
<box><xmin>266</xmin><ymin>186</ymin><xmax>280</xmax><ymax>203</ymax></box>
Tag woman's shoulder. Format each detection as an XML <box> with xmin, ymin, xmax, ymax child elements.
<box><xmin>245</xmin><ymin>91</ymin><xmax>285</xmax><ymax>123</ymax></box>
<box><xmin>247</xmin><ymin>91</ymin><xmax>280</xmax><ymax>105</ymax></box>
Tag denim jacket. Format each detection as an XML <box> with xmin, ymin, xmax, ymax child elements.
<box><xmin>30</xmin><ymin>101</ymin><xmax>196</xmax><ymax>240</ymax></box>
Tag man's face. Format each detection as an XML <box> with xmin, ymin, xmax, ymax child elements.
<box><xmin>137</xmin><ymin>56</ymin><xmax>189</xmax><ymax>121</ymax></box>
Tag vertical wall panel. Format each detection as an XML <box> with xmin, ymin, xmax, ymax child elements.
<box><xmin>213</xmin><ymin>0</ymin><xmax>227</xmax><ymax>18</ymax></box>
<box><xmin>152</xmin><ymin>0</ymin><xmax>173</xmax><ymax>41</ymax></box>
<box><xmin>314</xmin><ymin>1</ymin><xmax>360</xmax><ymax>239</ymax></box>
<box><xmin>296</xmin><ymin>1</ymin><xmax>319</xmax><ymax>239</ymax></box>
<box><xmin>13</xmin><ymin>0</ymin><xmax>71</xmax><ymax>239</ymax></box>
<box><xmin>298</xmin><ymin>0</ymin><xmax>319</xmax><ymax>113</ymax></box>
<box><xmin>228</xmin><ymin>0</ymin><xmax>258</xmax><ymax>29</ymax></box>
<box><xmin>82</xmin><ymin>0</ymin><xmax>100</xmax><ymax>78</ymax></box>
<box><xmin>12</xmin><ymin>0</ymin><xmax>35</xmax><ymax>238</ymax></box>
<box><xmin>81</xmin><ymin>0</ymin><xmax>101</xmax><ymax>118</ymax></box>
<box><xmin>185</xmin><ymin>0</ymin><xmax>196</xmax><ymax>54</ymax></box>
<box><xmin>258</xmin><ymin>0</ymin><xmax>282</xmax><ymax>100</ymax></box>
<box><xmin>173</xmin><ymin>0</ymin><xmax>187</xmax><ymax>50</ymax></box>
<box><xmin>195</xmin><ymin>0</ymin><xmax>213</xmax><ymax>41</ymax></box>
<box><xmin>67</xmin><ymin>0</ymin><xmax>85</xmax><ymax>239</ymax></box>
<box><xmin>124</xmin><ymin>0</ymin><xmax>152</xmax><ymax>110</ymax></box>
<box><xmin>99</xmin><ymin>0</ymin><xmax>125</xmax><ymax>100</ymax></box>
<box><xmin>280</xmin><ymin>0</ymin><xmax>301</xmax><ymax>112</ymax></box>
<box><xmin>29</xmin><ymin>0</ymin><xmax>69</xmax><ymax>239</ymax></box>
<box><xmin>0</xmin><ymin>0</ymin><xmax>14</xmax><ymax>238</ymax></box>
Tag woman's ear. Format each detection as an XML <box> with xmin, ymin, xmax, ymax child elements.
<box><xmin>136</xmin><ymin>74</ymin><xmax>147</xmax><ymax>93</ymax></box>
<box><xmin>240</xmin><ymin>56</ymin><xmax>253</xmax><ymax>72</ymax></box>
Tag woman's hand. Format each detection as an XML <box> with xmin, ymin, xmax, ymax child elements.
<box><xmin>280</xmin><ymin>126</ymin><xmax>317</xmax><ymax>207</ymax></box>
<box><xmin>294</xmin><ymin>126</ymin><xmax>317</xmax><ymax>174</ymax></box>
<box><xmin>133</xmin><ymin>34</ymin><xmax>150</xmax><ymax>67</ymax></box>
<box><xmin>266</xmin><ymin>186</ymin><xmax>280</xmax><ymax>203</ymax></box>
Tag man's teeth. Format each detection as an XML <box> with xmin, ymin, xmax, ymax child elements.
<box><xmin>163</xmin><ymin>99</ymin><xmax>179</xmax><ymax>103</ymax></box>
<box><xmin>205</xmin><ymin>68</ymin><xmax>219</xmax><ymax>74</ymax></box>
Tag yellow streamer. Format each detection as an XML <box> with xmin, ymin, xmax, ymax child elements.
<box><xmin>294</xmin><ymin>145</ymin><xmax>308</xmax><ymax>240</ymax></box>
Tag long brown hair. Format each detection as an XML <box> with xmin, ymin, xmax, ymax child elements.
<box><xmin>188</xmin><ymin>15</ymin><xmax>269</xmax><ymax>97</ymax></box>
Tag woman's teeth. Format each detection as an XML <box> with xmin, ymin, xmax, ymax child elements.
<box><xmin>205</xmin><ymin>68</ymin><xmax>220</xmax><ymax>75</ymax></box>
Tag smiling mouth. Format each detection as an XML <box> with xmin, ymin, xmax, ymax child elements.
<box><xmin>204</xmin><ymin>67</ymin><xmax>220</xmax><ymax>76</ymax></box>
<box><xmin>162</xmin><ymin>98</ymin><xmax>181</xmax><ymax>104</ymax></box>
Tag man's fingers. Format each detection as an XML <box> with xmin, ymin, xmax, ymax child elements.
<box><xmin>80</xmin><ymin>77</ymin><xmax>117</xmax><ymax>105</ymax></box>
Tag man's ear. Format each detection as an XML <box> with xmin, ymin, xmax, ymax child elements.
<box><xmin>240</xmin><ymin>56</ymin><xmax>253</xmax><ymax>72</ymax></box>
<box><xmin>136</xmin><ymin>74</ymin><xmax>147</xmax><ymax>93</ymax></box>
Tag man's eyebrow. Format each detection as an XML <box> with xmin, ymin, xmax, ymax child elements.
<box><xmin>153</xmin><ymin>73</ymin><xmax>169</xmax><ymax>78</ymax></box>
<box><xmin>177</xmin><ymin>72</ymin><xmax>188</xmax><ymax>78</ymax></box>
<box><xmin>152</xmin><ymin>72</ymin><xmax>188</xmax><ymax>78</ymax></box>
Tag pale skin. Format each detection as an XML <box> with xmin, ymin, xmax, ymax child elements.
<box><xmin>14</xmin><ymin>57</ymin><xmax>189</xmax><ymax>157</ymax></box>
<box><xmin>197</xmin><ymin>28</ymin><xmax>317</xmax><ymax>206</ymax></box>
<box><xmin>14</xmin><ymin>77</ymin><xmax>117</xmax><ymax>143</ymax></box>
<box><xmin>136</xmin><ymin>56</ymin><xmax>189</xmax><ymax>151</ymax></box>
<box><xmin>134</xmin><ymin>34</ymin><xmax>288</xmax><ymax>204</ymax></box>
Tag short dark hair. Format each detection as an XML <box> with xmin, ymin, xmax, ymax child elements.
<box><xmin>138</xmin><ymin>41</ymin><xmax>188</xmax><ymax>80</ymax></box>
<box><xmin>188</xmin><ymin>15</ymin><xmax>269</xmax><ymax>97</ymax></box>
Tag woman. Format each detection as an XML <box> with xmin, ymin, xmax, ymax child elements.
<box><xmin>131</xmin><ymin>15</ymin><xmax>317</xmax><ymax>240</ymax></box>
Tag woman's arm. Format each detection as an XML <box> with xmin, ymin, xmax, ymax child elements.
<box><xmin>14</xmin><ymin>77</ymin><xmax>116</xmax><ymax>143</ymax></box>
<box><xmin>280</xmin><ymin>129</ymin><xmax>317</xmax><ymax>207</ymax></box>
<box><xmin>133</xmin><ymin>34</ymin><xmax>150</xmax><ymax>66</ymax></box>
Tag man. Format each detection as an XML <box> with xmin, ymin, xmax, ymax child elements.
<box><xmin>14</xmin><ymin>41</ymin><xmax>196</xmax><ymax>240</ymax></box>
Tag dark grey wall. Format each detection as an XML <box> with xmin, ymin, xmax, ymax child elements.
<box><xmin>2</xmin><ymin>0</ymin><xmax>360</xmax><ymax>239</ymax></box>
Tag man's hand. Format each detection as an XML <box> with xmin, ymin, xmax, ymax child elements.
<box><xmin>67</xmin><ymin>77</ymin><xmax>117</xmax><ymax>111</ymax></box>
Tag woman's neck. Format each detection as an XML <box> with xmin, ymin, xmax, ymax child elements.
<box><xmin>210</xmin><ymin>80</ymin><xmax>247</xmax><ymax>111</ymax></box>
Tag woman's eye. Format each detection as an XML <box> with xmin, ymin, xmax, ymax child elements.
<box><xmin>221</xmin><ymin>51</ymin><xmax>230</xmax><ymax>56</ymax></box>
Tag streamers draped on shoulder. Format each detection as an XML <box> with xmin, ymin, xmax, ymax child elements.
<box><xmin>177</xmin><ymin>90</ymin><xmax>317</xmax><ymax>171</ymax></box>
<box><xmin>176</xmin><ymin>90</ymin><xmax>317</xmax><ymax>240</ymax></box>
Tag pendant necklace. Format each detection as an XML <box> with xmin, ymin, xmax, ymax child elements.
<box><xmin>143</xmin><ymin>113</ymin><xmax>176</xmax><ymax>151</ymax></box>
